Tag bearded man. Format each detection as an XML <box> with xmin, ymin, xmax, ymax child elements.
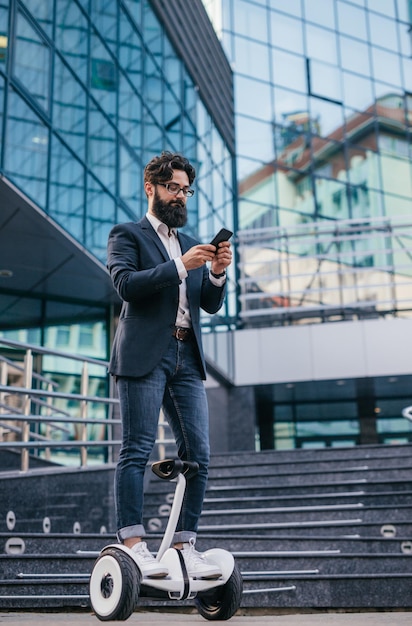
<box><xmin>107</xmin><ymin>151</ymin><xmax>232</xmax><ymax>579</ymax></box>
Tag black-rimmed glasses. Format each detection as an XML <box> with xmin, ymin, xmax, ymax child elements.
<box><xmin>157</xmin><ymin>182</ymin><xmax>194</xmax><ymax>197</ymax></box>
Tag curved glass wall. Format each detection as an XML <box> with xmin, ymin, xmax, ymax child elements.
<box><xmin>1</xmin><ymin>0</ymin><xmax>235</xmax><ymax>276</ymax></box>
<box><xmin>204</xmin><ymin>0</ymin><xmax>412</xmax><ymax>325</ymax></box>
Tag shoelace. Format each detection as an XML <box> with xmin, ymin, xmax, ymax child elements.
<box><xmin>183</xmin><ymin>539</ymin><xmax>205</xmax><ymax>566</ymax></box>
<box><xmin>133</xmin><ymin>542</ymin><xmax>156</xmax><ymax>562</ymax></box>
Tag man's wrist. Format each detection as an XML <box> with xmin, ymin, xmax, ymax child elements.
<box><xmin>210</xmin><ymin>269</ymin><xmax>226</xmax><ymax>279</ymax></box>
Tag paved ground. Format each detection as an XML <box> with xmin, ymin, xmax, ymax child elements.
<box><xmin>1</xmin><ymin>611</ymin><xmax>411</xmax><ymax>625</ymax></box>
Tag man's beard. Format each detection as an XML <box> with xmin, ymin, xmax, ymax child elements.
<box><xmin>152</xmin><ymin>189</ymin><xmax>187</xmax><ymax>229</ymax></box>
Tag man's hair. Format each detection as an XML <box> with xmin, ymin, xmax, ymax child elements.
<box><xmin>144</xmin><ymin>151</ymin><xmax>196</xmax><ymax>187</ymax></box>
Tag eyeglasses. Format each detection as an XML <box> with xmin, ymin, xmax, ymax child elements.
<box><xmin>157</xmin><ymin>182</ymin><xmax>194</xmax><ymax>197</ymax></box>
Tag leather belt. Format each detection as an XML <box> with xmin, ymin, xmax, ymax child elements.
<box><xmin>172</xmin><ymin>326</ymin><xmax>193</xmax><ymax>341</ymax></box>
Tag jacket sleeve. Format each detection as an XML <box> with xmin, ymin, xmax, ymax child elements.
<box><xmin>107</xmin><ymin>223</ymin><xmax>181</xmax><ymax>303</ymax></box>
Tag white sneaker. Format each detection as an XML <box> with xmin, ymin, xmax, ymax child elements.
<box><xmin>130</xmin><ymin>541</ymin><xmax>168</xmax><ymax>579</ymax></box>
<box><xmin>179</xmin><ymin>539</ymin><xmax>221</xmax><ymax>580</ymax></box>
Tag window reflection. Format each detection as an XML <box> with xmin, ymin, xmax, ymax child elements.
<box><xmin>14</xmin><ymin>10</ymin><xmax>50</xmax><ymax>112</ymax></box>
<box><xmin>89</xmin><ymin>105</ymin><xmax>116</xmax><ymax>191</ymax></box>
<box><xmin>49</xmin><ymin>136</ymin><xmax>84</xmax><ymax>240</ymax></box>
<box><xmin>118</xmin><ymin>75</ymin><xmax>142</xmax><ymax>153</ymax></box>
<box><xmin>269</xmin><ymin>11</ymin><xmax>303</xmax><ymax>54</ymax></box>
<box><xmin>90</xmin><ymin>33</ymin><xmax>117</xmax><ymax>118</ymax></box>
<box><xmin>23</xmin><ymin>0</ymin><xmax>53</xmax><ymax>36</ymax></box>
<box><xmin>337</xmin><ymin>1</ymin><xmax>367</xmax><ymax>40</ymax></box>
<box><xmin>5</xmin><ymin>89</ymin><xmax>48</xmax><ymax>207</ymax></box>
<box><xmin>86</xmin><ymin>175</ymin><xmax>115</xmax><ymax>261</ymax></box>
<box><xmin>91</xmin><ymin>0</ymin><xmax>117</xmax><ymax>54</ymax></box>
<box><xmin>53</xmin><ymin>56</ymin><xmax>86</xmax><ymax>158</ymax></box>
<box><xmin>55</xmin><ymin>0</ymin><xmax>88</xmax><ymax>83</ymax></box>
<box><xmin>119</xmin><ymin>143</ymin><xmax>140</xmax><ymax>214</ymax></box>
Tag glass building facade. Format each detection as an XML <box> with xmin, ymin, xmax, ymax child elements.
<box><xmin>202</xmin><ymin>0</ymin><xmax>412</xmax><ymax>449</ymax></box>
<box><xmin>0</xmin><ymin>0</ymin><xmax>236</xmax><ymax>459</ymax></box>
<box><xmin>0</xmin><ymin>0</ymin><xmax>237</xmax><ymax>332</ymax></box>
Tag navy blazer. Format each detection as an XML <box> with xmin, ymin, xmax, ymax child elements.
<box><xmin>107</xmin><ymin>217</ymin><xmax>226</xmax><ymax>379</ymax></box>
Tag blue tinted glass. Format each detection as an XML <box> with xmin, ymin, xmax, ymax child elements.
<box><xmin>55</xmin><ymin>0</ymin><xmax>89</xmax><ymax>83</ymax></box>
<box><xmin>119</xmin><ymin>7</ymin><xmax>143</xmax><ymax>82</ymax></box>
<box><xmin>90</xmin><ymin>33</ymin><xmax>117</xmax><ymax>118</ymax></box>
<box><xmin>337</xmin><ymin>1</ymin><xmax>367</xmax><ymax>40</ymax></box>
<box><xmin>14</xmin><ymin>11</ymin><xmax>50</xmax><ymax>112</ymax></box>
<box><xmin>119</xmin><ymin>143</ymin><xmax>140</xmax><ymax>214</ymax></box>
<box><xmin>90</xmin><ymin>0</ymin><xmax>117</xmax><ymax>54</ymax></box>
<box><xmin>5</xmin><ymin>89</ymin><xmax>48</xmax><ymax>207</ymax></box>
<box><xmin>270</xmin><ymin>11</ymin><xmax>304</xmax><ymax>54</ymax></box>
<box><xmin>118</xmin><ymin>74</ymin><xmax>142</xmax><ymax>153</ymax></box>
<box><xmin>86</xmin><ymin>175</ymin><xmax>116</xmax><ymax>261</ymax></box>
<box><xmin>0</xmin><ymin>6</ymin><xmax>8</xmax><ymax>66</ymax></box>
<box><xmin>49</xmin><ymin>135</ymin><xmax>85</xmax><ymax>240</ymax></box>
<box><xmin>23</xmin><ymin>0</ymin><xmax>53</xmax><ymax>36</ymax></box>
<box><xmin>53</xmin><ymin>56</ymin><xmax>86</xmax><ymax>158</ymax></box>
<box><xmin>89</xmin><ymin>105</ymin><xmax>116</xmax><ymax>191</ymax></box>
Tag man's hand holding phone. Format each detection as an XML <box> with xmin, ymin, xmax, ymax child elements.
<box><xmin>209</xmin><ymin>228</ymin><xmax>233</xmax><ymax>277</ymax></box>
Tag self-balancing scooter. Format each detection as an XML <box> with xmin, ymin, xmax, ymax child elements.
<box><xmin>89</xmin><ymin>459</ymin><xmax>243</xmax><ymax>621</ymax></box>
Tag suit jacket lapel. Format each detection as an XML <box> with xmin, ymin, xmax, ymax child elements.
<box><xmin>139</xmin><ymin>216</ymin><xmax>169</xmax><ymax>261</ymax></box>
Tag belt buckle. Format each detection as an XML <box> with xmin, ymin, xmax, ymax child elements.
<box><xmin>175</xmin><ymin>327</ymin><xmax>186</xmax><ymax>341</ymax></box>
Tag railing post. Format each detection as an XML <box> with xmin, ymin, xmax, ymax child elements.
<box><xmin>0</xmin><ymin>360</ymin><xmax>7</xmax><ymax>441</ymax></box>
<box><xmin>80</xmin><ymin>361</ymin><xmax>89</xmax><ymax>467</ymax></box>
<box><xmin>21</xmin><ymin>349</ymin><xmax>33</xmax><ymax>472</ymax></box>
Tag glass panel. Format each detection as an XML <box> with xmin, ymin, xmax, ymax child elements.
<box><xmin>369</xmin><ymin>11</ymin><xmax>398</xmax><ymax>50</ymax></box>
<box><xmin>272</xmin><ymin>48</ymin><xmax>307</xmax><ymax>92</ymax></box>
<box><xmin>342</xmin><ymin>72</ymin><xmax>374</xmax><ymax>112</ymax></box>
<box><xmin>370</xmin><ymin>0</ymin><xmax>396</xmax><ymax>18</ymax></box>
<box><xmin>49</xmin><ymin>135</ymin><xmax>85</xmax><ymax>241</ymax></box>
<box><xmin>234</xmin><ymin>0</ymin><xmax>268</xmax><ymax>40</ymax></box>
<box><xmin>53</xmin><ymin>56</ymin><xmax>86</xmax><ymax>158</ymax></box>
<box><xmin>90</xmin><ymin>33</ymin><xmax>117</xmax><ymax>118</ymax></box>
<box><xmin>163</xmin><ymin>85</ymin><xmax>182</xmax><ymax>150</ymax></box>
<box><xmin>310</xmin><ymin>60</ymin><xmax>342</xmax><ymax>103</ymax></box>
<box><xmin>0</xmin><ymin>4</ymin><xmax>8</xmax><ymax>66</ymax></box>
<box><xmin>339</xmin><ymin>36</ymin><xmax>371</xmax><ymax>76</ymax></box>
<box><xmin>89</xmin><ymin>105</ymin><xmax>116</xmax><ymax>191</ymax></box>
<box><xmin>123</xmin><ymin>0</ymin><xmax>141</xmax><ymax>22</ymax></box>
<box><xmin>118</xmin><ymin>74</ymin><xmax>142</xmax><ymax>153</ymax></box>
<box><xmin>269</xmin><ymin>11</ymin><xmax>303</xmax><ymax>54</ymax></box>
<box><xmin>306</xmin><ymin>23</ymin><xmax>338</xmax><ymax>64</ymax></box>
<box><xmin>142</xmin><ymin>0</ymin><xmax>161</xmax><ymax>55</ymax></box>
<box><xmin>303</xmin><ymin>0</ymin><xmax>336</xmax><ymax>28</ymax></box>
<box><xmin>236</xmin><ymin>115</ymin><xmax>274</xmax><ymax>164</ymax></box>
<box><xmin>86</xmin><ymin>175</ymin><xmax>116</xmax><ymax>261</ymax></box>
<box><xmin>234</xmin><ymin>35</ymin><xmax>270</xmax><ymax>82</ymax></box>
<box><xmin>235</xmin><ymin>74</ymin><xmax>272</xmax><ymax>120</ymax></box>
<box><xmin>309</xmin><ymin>97</ymin><xmax>344</xmax><ymax>137</ymax></box>
<box><xmin>268</xmin><ymin>0</ymin><xmax>302</xmax><ymax>18</ymax></box>
<box><xmin>119</xmin><ymin>5</ymin><xmax>143</xmax><ymax>86</ymax></box>
<box><xmin>371</xmin><ymin>47</ymin><xmax>402</xmax><ymax>87</ymax></box>
<box><xmin>5</xmin><ymin>89</ymin><xmax>48</xmax><ymax>207</ymax></box>
<box><xmin>23</xmin><ymin>0</ymin><xmax>53</xmax><ymax>36</ymax></box>
<box><xmin>55</xmin><ymin>0</ymin><xmax>89</xmax><ymax>83</ymax></box>
<box><xmin>144</xmin><ymin>55</ymin><xmax>162</xmax><ymax>127</ymax></box>
<box><xmin>90</xmin><ymin>0</ymin><xmax>117</xmax><ymax>54</ymax></box>
<box><xmin>337</xmin><ymin>1</ymin><xmax>367</xmax><ymax>40</ymax></box>
<box><xmin>14</xmin><ymin>10</ymin><xmax>50</xmax><ymax>112</ymax></box>
<box><xmin>119</xmin><ymin>143</ymin><xmax>140</xmax><ymax>214</ymax></box>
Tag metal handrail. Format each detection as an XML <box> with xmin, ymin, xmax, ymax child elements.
<box><xmin>0</xmin><ymin>336</ymin><xmax>176</xmax><ymax>472</ymax></box>
<box><xmin>237</xmin><ymin>215</ymin><xmax>412</xmax><ymax>325</ymax></box>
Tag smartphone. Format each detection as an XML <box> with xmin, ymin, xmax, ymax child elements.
<box><xmin>210</xmin><ymin>228</ymin><xmax>233</xmax><ymax>250</ymax></box>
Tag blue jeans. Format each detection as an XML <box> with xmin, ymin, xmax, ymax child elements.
<box><xmin>115</xmin><ymin>336</ymin><xmax>210</xmax><ymax>545</ymax></box>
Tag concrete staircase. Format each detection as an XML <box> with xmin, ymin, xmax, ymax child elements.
<box><xmin>1</xmin><ymin>444</ymin><xmax>412</xmax><ymax>611</ymax></box>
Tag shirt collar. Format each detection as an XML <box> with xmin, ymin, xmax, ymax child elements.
<box><xmin>146</xmin><ymin>212</ymin><xmax>177</xmax><ymax>238</ymax></box>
